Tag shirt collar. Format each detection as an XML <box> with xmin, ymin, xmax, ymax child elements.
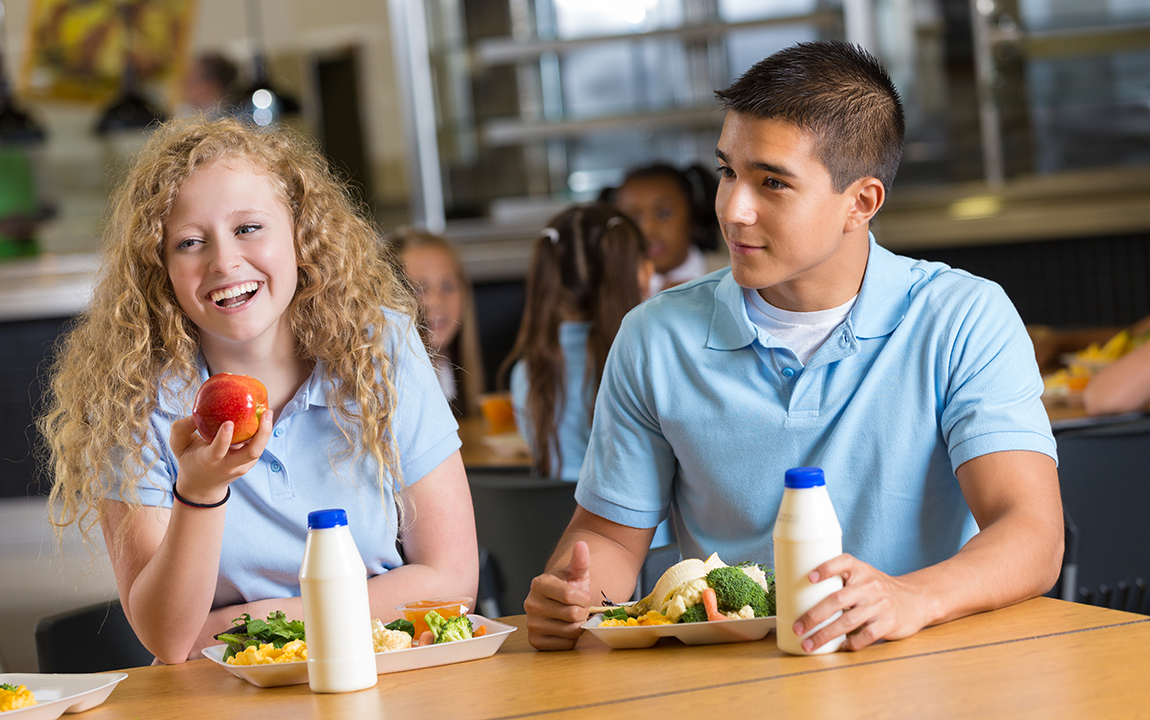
<box><xmin>707</xmin><ymin>232</ymin><xmax>911</xmax><ymax>350</ymax></box>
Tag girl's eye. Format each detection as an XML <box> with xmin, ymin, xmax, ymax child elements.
<box><xmin>175</xmin><ymin>237</ymin><xmax>202</xmax><ymax>250</ymax></box>
<box><xmin>236</xmin><ymin>224</ymin><xmax>261</xmax><ymax>236</ymax></box>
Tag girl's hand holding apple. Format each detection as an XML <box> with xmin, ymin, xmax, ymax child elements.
<box><xmin>168</xmin><ymin>408</ymin><xmax>273</xmax><ymax>506</ymax></box>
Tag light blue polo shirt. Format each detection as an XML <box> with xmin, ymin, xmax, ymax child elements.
<box><xmin>577</xmin><ymin>236</ymin><xmax>1056</xmax><ymax>576</ymax></box>
<box><xmin>118</xmin><ymin>313</ymin><xmax>460</xmax><ymax>607</ymax></box>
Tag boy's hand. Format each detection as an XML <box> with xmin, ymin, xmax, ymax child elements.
<box><xmin>524</xmin><ymin>541</ymin><xmax>593</xmax><ymax>651</ymax></box>
<box><xmin>168</xmin><ymin>409</ymin><xmax>273</xmax><ymax>504</ymax></box>
<box><xmin>791</xmin><ymin>553</ymin><xmax>926</xmax><ymax>653</ymax></box>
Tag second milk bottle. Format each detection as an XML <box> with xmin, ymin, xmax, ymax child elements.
<box><xmin>773</xmin><ymin>466</ymin><xmax>846</xmax><ymax>655</ymax></box>
<box><xmin>299</xmin><ymin>508</ymin><xmax>378</xmax><ymax>693</ymax></box>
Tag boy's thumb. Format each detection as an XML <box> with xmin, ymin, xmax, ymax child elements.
<box><xmin>567</xmin><ymin>540</ymin><xmax>591</xmax><ymax>587</ymax></box>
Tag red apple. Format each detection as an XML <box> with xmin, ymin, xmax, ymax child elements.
<box><xmin>192</xmin><ymin>373</ymin><xmax>268</xmax><ymax>444</ymax></box>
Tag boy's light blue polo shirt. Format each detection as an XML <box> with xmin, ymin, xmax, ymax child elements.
<box><xmin>117</xmin><ymin>314</ymin><xmax>460</xmax><ymax>607</ymax></box>
<box><xmin>576</xmin><ymin>236</ymin><xmax>1056</xmax><ymax>576</ymax></box>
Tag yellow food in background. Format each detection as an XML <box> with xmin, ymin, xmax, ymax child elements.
<box><xmin>0</xmin><ymin>684</ymin><xmax>37</xmax><ymax>712</ymax></box>
<box><xmin>1080</xmin><ymin>330</ymin><xmax>1132</xmax><ymax>362</ymax></box>
<box><xmin>600</xmin><ymin>610</ymin><xmax>674</xmax><ymax>627</ymax></box>
<box><xmin>1042</xmin><ymin>329</ymin><xmax>1150</xmax><ymax>398</ymax></box>
<box><xmin>226</xmin><ymin>639</ymin><xmax>308</xmax><ymax>665</ymax></box>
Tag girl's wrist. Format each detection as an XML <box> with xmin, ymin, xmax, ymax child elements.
<box><xmin>173</xmin><ymin>483</ymin><xmax>230</xmax><ymax>508</ymax></box>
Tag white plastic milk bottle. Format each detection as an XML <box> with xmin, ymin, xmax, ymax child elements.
<box><xmin>299</xmin><ymin>508</ymin><xmax>378</xmax><ymax>693</ymax></box>
<box><xmin>773</xmin><ymin>466</ymin><xmax>846</xmax><ymax>655</ymax></box>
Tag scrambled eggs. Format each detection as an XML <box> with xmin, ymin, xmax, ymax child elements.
<box><xmin>0</xmin><ymin>684</ymin><xmax>37</xmax><ymax>712</ymax></box>
<box><xmin>600</xmin><ymin>610</ymin><xmax>674</xmax><ymax>627</ymax></box>
<box><xmin>226</xmin><ymin>639</ymin><xmax>308</xmax><ymax>665</ymax></box>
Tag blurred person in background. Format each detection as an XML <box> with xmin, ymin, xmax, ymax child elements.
<box><xmin>180</xmin><ymin>52</ymin><xmax>239</xmax><ymax>117</ymax></box>
<box><xmin>389</xmin><ymin>229</ymin><xmax>486</xmax><ymax>417</ymax></box>
<box><xmin>500</xmin><ymin>204</ymin><xmax>671</xmax><ymax>546</ymax></box>
<box><xmin>601</xmin><ymin>163</ymin><xmax>726</xmax><ymax>296</ymax></box>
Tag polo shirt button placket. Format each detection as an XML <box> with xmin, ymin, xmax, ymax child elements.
<box><xmin>782</xmin><ymin>367</ymin><xmax>796</xmax><ymax>379</ymax></box>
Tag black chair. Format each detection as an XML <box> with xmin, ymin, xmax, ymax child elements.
<box><xmin>1045</xmin><ymin>508</ymin><xmax>1079</xmax><ymax>602</ymax></box>
<box><xmin>469</xmin><ymin>473</ymin><xmax>578</xmax><ymax>618</ymax></box>
<box><xmin>1055</xmin><ymin>416</ymin><xmax>1150</xmax><ymax>614</ymax></box>
<box><xmin>35</xmin><ymin>599</ymin><xmax>154</xmax><ymax>672</ymax></box>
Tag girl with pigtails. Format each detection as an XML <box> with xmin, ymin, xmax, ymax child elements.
<box><xmin>502</xmin><ymin>203</ymin><xmax>674</xmax><ymax>547</ymax></box>
<box><xmin>39</xmin><ymin>116</ymin><xmax>477</xmax><ymax>664</ymax></box>
<box><xmin>502</xmin><ymin>204</ymin><xmax>651</xmax><ymax>482</ymax></box>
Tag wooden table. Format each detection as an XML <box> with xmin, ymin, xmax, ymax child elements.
<box><xmin>82</xmin><ymin>598</ymin><xmax>1149</xmax><ymax>719</ymax></box>
<box><xmin>458</xmin><ymin>415</ymin><xmax>532</xmax><ymax>470</ymax></box>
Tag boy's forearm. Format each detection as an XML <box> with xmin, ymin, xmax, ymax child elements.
<box><xmin>544</xmin><ymin>507</ymin><xmax>653</xmax><ymax>606</ymax></box>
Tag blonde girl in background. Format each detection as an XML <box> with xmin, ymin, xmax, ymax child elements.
<box><xmin>387</xmin><ymin>229</ymin><xmax>486</xmax><ymax>417</ymax></box>
<box><xmin>502</xmin><ymin>204</ymin><xmax>674</xmax><ymax>546</ymax></box>
<box><xmin>40</xmin><ymin>116</ymin><xmax>477</xmax><ymax>665</ymax></box>
<box><xmin>602</xmin><ymin>163</ymin><xmax>725</xmax><ymax>296</ymax></box>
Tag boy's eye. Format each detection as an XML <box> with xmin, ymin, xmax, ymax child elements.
<box><xmin>715</xmin><ymin>165</ymin><xmax>734</xmax><ymax>179</ymax></box>
<box><xmin>765</xmin><ymin>177</ymin><xmax>786</xmax><ymax>190</ymax></box>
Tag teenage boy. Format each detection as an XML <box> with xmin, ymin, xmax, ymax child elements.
<box><xmin>524</xmin><ymin>41</ymin><xmax>1062</xmax><ymax>653</ymax></box>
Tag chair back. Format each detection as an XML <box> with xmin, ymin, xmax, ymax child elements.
<box><xmin>1055</xmin><ymin>416</ymin><xmax>1150</xmax><ymax>611</ymax></box>
<box><xmin>35</xmin><ymin>599</ymin><xmax>153</xmax><ymax>672</ymax></box>
<box><xmin>469</xmin><ymin>473</ymin><xmax>578</xmax><ymax>618</ymax></box>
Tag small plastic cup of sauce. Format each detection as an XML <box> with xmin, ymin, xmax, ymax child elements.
<box><xmin>397</xmin><ymin>597</ymin><xmax>473</xmax><ymax>640</ymax></box>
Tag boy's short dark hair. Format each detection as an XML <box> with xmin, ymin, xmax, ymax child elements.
<box><xmin>715</xmin><ymin>41</ymin><xmax>905</xmax><ymax>195</ymax></box>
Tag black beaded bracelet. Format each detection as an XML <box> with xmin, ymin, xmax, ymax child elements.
<box><xmin>173</xmin><ymin>484</ymin><xmax>230</xmax><ymax>509</ymax></box>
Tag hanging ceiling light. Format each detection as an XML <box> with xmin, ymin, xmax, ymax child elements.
<box><xmin>94</xmin><ymin>2</ymin><xmax>165</xmax><ymax>136</ymax></box>
<box><xmin>237</xmin><ymin>0</ymin><xmax>299</xmax><ymax>127</ymax></box>
<box><xmin>0</xmin><ymin>0</ymin><xmax>46</xmax><ymax>145</ymax></box>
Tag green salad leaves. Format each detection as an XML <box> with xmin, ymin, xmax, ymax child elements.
<box><xmin>215</xmin><ymin>611</ymin><xmax>306</xmax><ymax>661</ymax></box>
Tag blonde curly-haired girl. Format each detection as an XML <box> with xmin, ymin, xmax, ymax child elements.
<box><xmin>40</xmin><ymin>116</ymin><xmax>477</xmax><ymax>664</ymax></box>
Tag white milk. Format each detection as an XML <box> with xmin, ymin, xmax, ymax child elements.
<box><xmin>299</xmin><ymin>508</ymin><xmax>378</xmax><ymax>693</ymax></box>
<box><xmin>773</xmin><ymin>467</ymin><xmax>846</xmax><ymax>655</ymax></box>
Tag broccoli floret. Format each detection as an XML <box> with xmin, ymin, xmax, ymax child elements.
<box><xmin>425</xmin><ymin>610</ymin><xmax>474</xmax><ymax>644</ymax></box>
<box><xmin>706</xmin><ymin>566</ymin><xmax>774</xmax><ymax>617</ymax></box>
<box><xmin>678</xmin><ymin>603</ymin><xmax>708</xmax><ymax>623</ymax></box>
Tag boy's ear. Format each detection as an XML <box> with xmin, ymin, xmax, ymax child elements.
<box><xmin>843</xmin><ymin>177</ymin><xmax>885</xmax><ymax>232</ymax></box>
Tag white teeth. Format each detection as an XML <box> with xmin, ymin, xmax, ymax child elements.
<box><xmin>210</xmin><ymin>282</ymin><xmax>259</xmax><ymax>303</ymax></box>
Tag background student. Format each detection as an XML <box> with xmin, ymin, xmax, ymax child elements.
<box><xmin>601</xmin><ymin>163</ymin><xmax>725</xmax><ymax>295</ymax></box>
<box><xmin>40</xmin><ymin>117</ymin><xmax>477</xmax><ymax>664</ymax></box>
<box><xmin>389</xmin><ymin>228</ymin><xmax>487</xmax><ymax>417</ymax></box>
<box><xmin>502</xmin><ymin>203</ymin><xmax>672</xmax><ymax>547</ymax></box>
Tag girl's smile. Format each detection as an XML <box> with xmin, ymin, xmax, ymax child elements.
<box><xmin>209</xmin><ymin>280</ymin><xmax>262</xmax><ymax>308</ymax></box>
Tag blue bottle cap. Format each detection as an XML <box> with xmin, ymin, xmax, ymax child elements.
<box><xmin>785</xmin><ymin>467</ymin><xmax>825</xmax><ymax>489</ymax></box>
<box><xmin>307</xmin><ymin>508</ymin><xmax>348</xmax><ymax>529</ymax></box>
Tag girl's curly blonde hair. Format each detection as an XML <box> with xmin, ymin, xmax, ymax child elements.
<box><xmin>40</xmin><ymin>116</ymin><xmax>417</xmax><ymax>548</ymax></box>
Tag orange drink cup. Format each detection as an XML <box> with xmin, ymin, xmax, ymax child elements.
<box><xmin>397</xmin><ymin>597</ymin><xmax>473</xmax><ymax>640</ymax></box>
<box><xmin>479</xmin><ymin>393</ymin><xmax>516</xmax><ymax>434</ymax></box>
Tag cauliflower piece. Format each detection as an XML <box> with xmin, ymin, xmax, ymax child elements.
<box><xmin>726</xmin><ymin>605</ymin><xmax>756</xmax><ymax>620</ymax></box>
<box><xmin>660</xmin><ymin>577</ymin><xmax>710</xmax><ymax>623</ymax></box>
<box><xmin>740</xmin><ymin>564</ymin><xmax>771</xmax><ymax>593</ymax></box>
<box><xmin>372</xmin><ymin>618</ymin><xmax>414</xmax><ymax>652</ymax></box>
